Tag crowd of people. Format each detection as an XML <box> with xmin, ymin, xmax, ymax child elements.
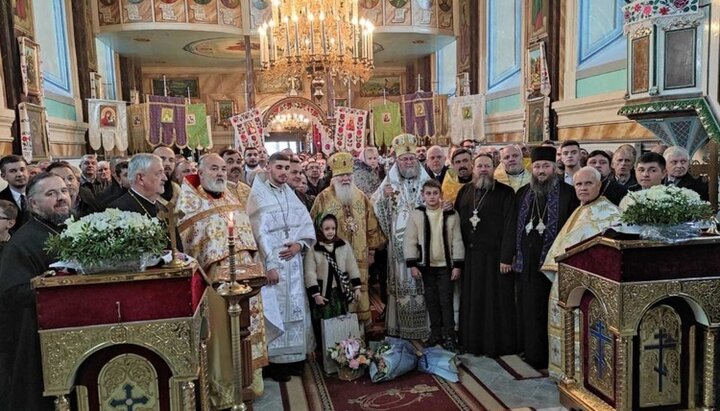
<box><xmin>0</xmin><ymin>134</ymin><xmax>709</xmax><ymax>410</ymax></box>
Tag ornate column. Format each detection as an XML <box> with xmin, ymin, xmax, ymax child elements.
<box><xmin>703</xmin><ymin>327</ymin><xmax>717</xmax><ymax>409</ymax></box>
<box><xmin>54</xmin><ymin>395</ymin><xmax>70</xmax><ymax>411</ymax></box>
<box><xmin>563</xmin><ymin>308</ymin><xmax>576</xmax><ymax>384</ymax></box>
<box><xmin>615</xmin><ymin>334</ymin><xmax>633</xmax><ymax>410</ymax></box>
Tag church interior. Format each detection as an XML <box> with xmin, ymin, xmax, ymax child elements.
<box><xmin>3</xmin><ymin>0</ymin><xmax>720</xmax><ymax>410</ymax></box>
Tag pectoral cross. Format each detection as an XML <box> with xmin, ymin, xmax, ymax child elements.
<box><xmin>282</xmin><ymin>226</ymin><xmax>290</xmax><ymax>239</ymax></box>
<box><xmin>469</xmin><ymin>210</ymin><xmax>480</xmax><ymax>230</ymax></box>
<box><xmin>158</xmin><ymin>200</ymin><xmax>185</xmax><ymax>268</ymax></box>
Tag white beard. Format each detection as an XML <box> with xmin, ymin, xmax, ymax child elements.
<box><xmin>202</xmin><ymin>179</ymin><xmax>227</xmax><ymax>193</ymax></box>
<box><xmin>333</xmin><ymin>180</ymin><xmax>355</xmax><ymax>205</ymax></box>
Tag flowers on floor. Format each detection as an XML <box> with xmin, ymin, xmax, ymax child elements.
<box><xmin>46</xmin><ymin>208</ymin><xmax>168</xmax><ymax>272</ymax></box>
<box><xmin>369</xmin><ymin>337</ymin><xmax>419</xmax><ymax>383</ymax></box>
<box><xmin>328</xmin><ymin>337</ymin><xmax>372</xmax><ymax>370</ymax></box>
<box><xmin>621</xmin><ymin>185</ymin><xmax>712</xmax><ymax>225</ymax></box>
<box><xmin>418</xmin><ymin>346</ymin><xmax>459</xmax><ymax>382</ymax></box>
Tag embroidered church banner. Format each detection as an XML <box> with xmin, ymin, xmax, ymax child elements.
<box><xmin>127</xmin><ymin>104</ymin><xmax>147</xmax><ymax>154</ymax></box>
<box><xmin>88</xmin><ymin>99</ymin><xmax>128</xmax><ymax>152</ymax></box>
<box><xmin>448</xmin><ymin>94</ymin><xmax>485</xmax><ymax>145</ymax></box>
<box><xmin>146</xmin><ymin>95</ymin><xmax>188</xmax><ymax>148</ymax></box>
<box><xmin>371</xmin><ymin>102</ymin><xmax>403</xmax><ymax>149</ymax></box>
<box><xmin>402</xmin><ymin>91</ymin><xmax>435</xmax><ymax>139</ymax></box>
<box><xmin>186</xmin><ymin>103</ymin><xmax>210</xmax><ymax>149</ymax></box>
<box><xmin>334</xmin><ymin>107</ymin><xmax>368</xmax><ymax>153</ymax></box>
<box><xmin>230</xmin><ymin>108</ymin><xmax>266</xmax><ymax>151</ymax></box>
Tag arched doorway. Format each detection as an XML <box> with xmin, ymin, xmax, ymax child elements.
<box><xmin>261</xmin><ymin>97</ymin><xmax>331</xmax><ymax>154</ymax></box>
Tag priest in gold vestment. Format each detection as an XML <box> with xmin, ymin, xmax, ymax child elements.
<box><xmin>176</xmin><ymin>154</ymin><xmax>269</xmax><ymax>409</ymax></box>
<box><xmin>310</xmin><ymin>152</ymin><xmax>386</xmax><ymax>328</ymax></box>
<box><xmin>541</xmin><ymin>167</ymin><xmax>621</xmax><ymax>380</ymax></box>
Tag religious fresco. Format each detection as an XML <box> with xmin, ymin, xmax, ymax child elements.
<box><xmin>119</xmin><ymin>0</ymin><xmax>151</xmax><ymax>23</ymax></box>
<box><xmin>83</xmin><ymin>0</ymin><xmax>98</xmax><ymax>71</ymax></box>
<box><xmin>154</xmin><ymin>0</ymin><xmax>187</xmax><ymax>22</ymax></box>
<box><xmin>437</xmin><ymin>0</ymin><xmax>452</xmax><ymax>29</ymax></box>
<box><xmin>184</xmin><ymin>38</ymin><xmax>260</xmax><ymax>59</ymax></box>
<box><xmin>13</xmin><ymin>0</ymin><xmax>35</xmax><ymax>37</ymax></box>
<box><xmin>188</xmin><ymin>0</ymin><xmax>218</xmax><ymax>23</ymax></box>
<box><xmin>151</xmin><ymin>78</ymin><xmax>200</xmax><ymax>98</ymax></box>
<box><xmin>218</xmin><ymin>0</ymin><xmax>242</xmax><ymax>27</ymax></box>
<box><xmin>527</xmin><ymin>45</ymin><xmax>542</xmax><ymax>97</ymax></box>
<box><xmin>527</xmin><ymin>0</ymin><xmax>549</xmax><ymax>43</ymax></box>
<box><xmin>361</xmin><ymin>0</ymin><xmax>384</xmax><ymax>26</ymax></box>
<box><xmin>412</xmin><ymin>0</ymin><xmax>436</xmax><ymax>27</ymax></box>
<box><xmin>385</xmin><ymin>0</ymin><xmax>411</xmax><ymax>25</ymax></box>
<box><xmin>249</xmin><ymin>0</ymin><xmax>271</xmax><ymax>29</ymax></box>
<box><xmin>526</xmin><ymin>98</ymin><xmax>544</xmax><ymax>143</ymax></box>
<box><xmin>360</xmin><ymin>75</ymin><xmax>403</xmax><ymax>97</ymax></box>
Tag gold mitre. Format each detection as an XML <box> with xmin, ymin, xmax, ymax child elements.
<box><xmin>329</xmin><ymin>151</ymin><xmax>354</xmax><ymax>175</ymax></box>
<box><xmin>392</xmin><ymin>133</ymin><xmax>418</xmax><ymax>157</ymax></box>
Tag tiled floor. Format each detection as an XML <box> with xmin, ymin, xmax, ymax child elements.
<box><xmin>252</xmin><ymin>355</ymin><xmax>568</xmax><ymax>411</ymax></box>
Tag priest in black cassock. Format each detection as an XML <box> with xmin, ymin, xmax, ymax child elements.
<box><xmin>455</xmin><ymin>154</ymin><xmax>517</xmax><ymax>356</ymax></box>
<box><xmin>108</xmin><ymin>153</ymin><xmax>167</xmax><ymax>218</ymax></box>
<box><xmin>108</xmin><ymin>153</ymin><xmax>182</xmax><ymax>251</ymax></box>
<box><xmin>0</xmin><ymin>173</ymin><xmax>72</xmax><ymax>411</ymax></box>
<box><xmin>513</xmin><ymin>147</ymin><xmax>578</xmax><ymax>369</ymax></box>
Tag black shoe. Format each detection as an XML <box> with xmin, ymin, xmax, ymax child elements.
<box><xmin>289</xmin><ymin>361</ymin><xmax>304</xmax><ymax>376</ymax></box>
<box><xmin>263</xmin><ymin>364</ymin><xmax>291</xmax><ymax>382</ymax></box>
<box><xmin>425</xmin><ymin>335</ymin><xmax>443</xmax><ymax>347</ymax></box>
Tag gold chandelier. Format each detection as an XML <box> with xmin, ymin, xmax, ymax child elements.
<box><xmin>258</xmin><ymin>0</ymin><xmax>375</xmax><ymax>85</ymax></box>
<box><xmin>270</xmin><ymin>112</ymin><xmax>311</xmax><ymax>131</ymax></box>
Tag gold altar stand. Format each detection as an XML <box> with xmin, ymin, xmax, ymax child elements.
<box><xmin>556</xmin><ymin>235</ymin><xmax>720</xmax><ymax>411</ymax></box>
<box><xmin>31</xmin><ymin>262</ymin><xmax>209</xmax><ymax>411</ymax></box>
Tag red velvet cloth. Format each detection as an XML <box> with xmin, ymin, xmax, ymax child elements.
<box><xmin>36</xmin><ymin>274</ymin><xmax>198</xmax><ymax>330</ymax></box>
<box><xmin>563</xmin><ymin>241</ymin><xmax>720</xmax><ymax>282</ymax></box>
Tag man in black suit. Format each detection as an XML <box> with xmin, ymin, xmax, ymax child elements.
<box><xmin>97</xmin><ymin>160</ymin><xmax>129</xmax><ymax>207</ymax></box>
<box><xmin>664</xmin><ymin>145</ymin><xmax>709</xmax><ymax>201</ymax></box>
<box><xmin>586</xmin><ymin>150</ymin><xmax>627</xmax><ymax>206</ymax></box>
<box><xmin>425</xmin><ymin>145</ymin><xmax>448</xmax><ymax>182</ymax></box>
<box><xmin>0</xmin><ymin>155</ymin><xmax>29</xmax><ymax>231</ymax></box>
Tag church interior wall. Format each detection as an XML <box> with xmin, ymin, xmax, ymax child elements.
<box><xmin>0</xmin><ymin>50</ymin><xmax>15</xmax><ymax>155</ymax></box>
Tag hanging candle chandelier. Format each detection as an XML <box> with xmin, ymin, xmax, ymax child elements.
<box><xmin>257</xmin><ymin>0</ymin><xmax>375</xmax><ymax>85</ymax></box>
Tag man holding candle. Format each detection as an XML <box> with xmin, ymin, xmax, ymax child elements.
<box><xmin>248</xmin><ymin>152</ymin><xmax>316</xmax><ymax>381</ymax></box>
<box><xmin>176</xmin><ymin>153</ymin><xmax>271</xmax><ymax>407</ymax></box>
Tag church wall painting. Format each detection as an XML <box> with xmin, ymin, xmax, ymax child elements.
<box><xmin>631</xmin><ymin>35</ymin><xmax>650</xmax><ymax>94</ymax></box>
<box><xmin>151</xmin><ymin>78</ymin><xmax>200</xmax><ymax>98</ymax></box>
<box><xmin>214</xmin><ymin>99</ymin><xmax>236</xmax><ymax>125</ymax></box>
<box><xmin>119</xmin><ymin>0</ymin><xmax>151</xmax><ymax>24</ymax></box>
<box><xmin>664</xmin><ymin>28</ymin><xmax>696</xmax><ymax>89</ymax></box>
<box><xmin>154</xmin><ymin>0</ymin><xmax>187</xmax><ymax>23</ymax></box>
<box><xmin>527</xmin><ymin>0</ymin><xmax>549</xmax><ymax>44</ymax></box>
<box><xmin>385</xmin><ymin>0</ymin><xmax>411</xmax><ymax>26</ymax></box>
<box><xmin>13</xmin><ymin>0</ymin><xmax>35</xmax><ymax>37</ymax></box>
<box><xmin>188</xmin><ymin>0</ymin><xmax>218</xmax><ymax>24</ymax></box>
<box><xmin>99</xmin><ymin>0</ymin><xmax>122</xmax><ymax>25</ymax></box>
<box><xmin>19</xmin><ymin>103</ymin><xmax>50</xmax><ymax>161</ymax></box>
<box><xmin>457</xmin><ymin>0</ymin><xmax>470</xmax><ymax>73</ymax></box>
<box><xmin>527</xmin><ymin>44</ymin><xmax>542</xmax><ymax>97</ymax></box>
<box><xmin>526</xmin><ymin>98</ymin><xmax>544</xmax><ymax>143</ymax></box>
<box><xmin>360</xmin><ymin>75</ymin><xmax>403</xmax><ymax>97</ymax></box>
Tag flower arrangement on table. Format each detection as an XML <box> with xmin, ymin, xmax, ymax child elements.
<box><xmin>46</xmin><ymin>208</ymin><xmax>168</xmax><ymax>274</ymax></box>
<box><xmin>621</xmin><ymin>185</ymin><xmax>713</xmax><ymax>242</ymax></box>
<box><xmin>328</xmin><ymin>337</ymin><xmax>373</xmax><ymax>380</ymax></box>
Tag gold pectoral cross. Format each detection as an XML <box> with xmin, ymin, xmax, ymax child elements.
<box><xmin>157</xmin><ymin>200</ymin><xmax>185</xmax><ymax>268</ymax></box>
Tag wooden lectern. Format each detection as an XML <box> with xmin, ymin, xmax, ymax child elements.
<box><xmin>32</xmin><ymin>262</ymin><xmax>209</xmax><ymax>411</ymax></box>
<box><xmin>556</xmin><ymin>235</ymin><xmax>720</xmax><ymax>410</ymax></box>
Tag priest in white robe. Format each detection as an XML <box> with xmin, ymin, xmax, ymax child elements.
<box><xmin>541</xmin><ymin>166</ymin><xmax>622</xmax><ymax>380</ymax></box>
<box><xmin>247</xmin><ymin>152</ymin><xmax>316</xmax><ymax>381</ymax></box>
<box><xmin>373</xmin><ymin>134</ymin><xmax>431</xmax><ymax>340</ymax></box>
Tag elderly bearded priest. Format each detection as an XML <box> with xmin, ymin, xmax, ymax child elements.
<box><xmin>310</xmin><ymin>152</ymin><xmax>386</xmax><ymax>329</ymax></box>
<box><xmin>176</xmin><ymin>154</ymin><xmax>269</xmax><ymax>407</ymax></box>
<box><xmin>373</xmin><ymin>134</ymin><xmax>432</xmax><ymax>340</ymax></box>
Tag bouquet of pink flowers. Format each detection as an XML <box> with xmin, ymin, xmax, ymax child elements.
<box><xmin>328</xmin><ymin>337</ymin><xmax>373</xmax><ymax>370</ymax></box>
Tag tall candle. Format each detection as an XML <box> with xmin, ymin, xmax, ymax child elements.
<box><xmin>228</xmin><ymin>212</ymin><xmax>235</xmax><ymax>238</ymax></box>
<box><xmin>308</xmin><ymin>13</ymin><xmax>315</xmax><ymax>55</ymax></box>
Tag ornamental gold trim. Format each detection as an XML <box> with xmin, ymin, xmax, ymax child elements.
<box><xmin>40</xmin><ymin>316</ymin><xmax>201</xmax><ymax>396</ymax></box>
<box><xmin>558</xmin><ymin>265</ymin><xmax>620</xmax><ymax>330</ymax></box>
<box><xmin>32</xmin><ymin>262</ymin><xmax>198</xmax><ymax>288</ymax></box>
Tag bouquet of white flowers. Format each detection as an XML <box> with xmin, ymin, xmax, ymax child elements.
<box><xmin>46</xmin><ymin>208</ymin><xmax>167</xmax><ymax>274</ymax></box>
<box><xmin>622</xmin><ymin>185</ymin><xmax>712</xmax><ymax>226</ymax></box>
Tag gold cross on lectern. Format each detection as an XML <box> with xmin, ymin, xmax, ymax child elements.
<box><xmin>157</xmin><ymin>200</ymin><xmax>185</xmax><ymax>268</ymax></box>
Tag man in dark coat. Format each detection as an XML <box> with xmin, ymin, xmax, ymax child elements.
<box><xmin>514</xmin><ymin>147</ymin><xmax>578</xmax><ymax>369</ymax></box>
<box><xmin>664</xmin><ymin>145</ymin><xmax>709</xmax><ymax>201</ymax></box>
<box><xmin>586</xmin><ymin>150</ymin><xmax>627</xmax><ymax>206</ymax></box>
<box><xmin>425</xmin><ymin>145</ymin><xmax>448</xmax><ymax>183</ymax></box>
<box><xmin>47</xmin><ymin>161</ymin><xmax>101</xmax><ymax>218</ymax></box>
<box><xmin>97</xmin><ymin>159</ymin><xmax>129</xmax><ymax>207</ymax></box>
<box><xmin>0</xmin><ymin>172</ymin><xmax>72</xmax><ymax>411</ymax></box>
<box><xmin>0</xmin><ymin>154</ymin><xmax>30</xmax><ymax>231</ymax></box>
<box><xmin>455</xmin><ymin>154</ymin><xmax>517</xmax><ymax>356</ymax></box>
